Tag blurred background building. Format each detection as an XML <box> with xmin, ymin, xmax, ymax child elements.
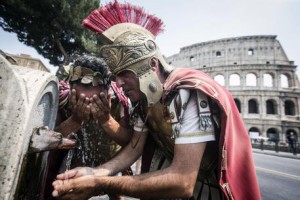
<box><xmin>0</xmin><ymin>50</ymin><xmax>49</xmax><ymax>72</ymax></box>
<box><xmin>167</xmin><ymin>35</ymin><xmax>300</xmax><ymax>144</ymax></box>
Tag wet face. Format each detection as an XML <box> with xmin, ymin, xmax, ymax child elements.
<box><xmin>71</xmin><ymin>83</ymin><xmax>106</xmax><ymax>99</ymax></box>
<box><xmin>115</xmin><ymin>70</ymin><xmax>145</xmax><ymax>102</ymax></box>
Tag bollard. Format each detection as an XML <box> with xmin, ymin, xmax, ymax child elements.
<box><xmin>0</xmin><ymin>55</ymin><xmax>59</xmax><ymax>200</ymax></box>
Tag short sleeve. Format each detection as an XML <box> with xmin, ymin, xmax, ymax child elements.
<box><xmin>175</xmin><ymin>90</ymin><xmax>215</xmax><ymax>144</ymax></box>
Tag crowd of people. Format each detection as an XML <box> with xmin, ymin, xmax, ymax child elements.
<box><xmin>44</xmin><ymin>1</ymin><xmax>261</xmax><ymax>199</ymax></box>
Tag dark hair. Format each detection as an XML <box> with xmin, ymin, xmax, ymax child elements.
<box><xmin>68</xmin><ymin>54</ymin><xmax>112</xmax><ymax>88</ymax></box>
<box><xmin>72</xmin><ymin>54</ymin><xmax>111</xmax><ymax>78</ymax></box>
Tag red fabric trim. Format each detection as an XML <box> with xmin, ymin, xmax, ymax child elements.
<box><xmin>163</xmin><ymin>68</ymin><xmax>261</xmax><ymax>200</ymax></box>
<box><xmin>110</xmin><ymin>81</ymin><xmax>129</xmax><ymax>118</ymax></box>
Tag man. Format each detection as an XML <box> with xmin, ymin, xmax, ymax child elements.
<box><xmin>47</xmin><ymin>54</ymin><xmax>132</xmax><ymax>200</ymax></box>
<box><xmin>52</xmin><ymin>1</ymin><xmax>260</xmax><ymax>199</ymax></box>
<box><xmin>287</xmin><ymin>132</ymin><xmax>297</xmax><ymax>155</ymax></box>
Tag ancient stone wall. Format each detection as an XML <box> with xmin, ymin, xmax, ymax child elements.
<box><xmin>0</xmin><ymin>55</ymin><xmax>58</xmax><ymax>200</ymax></box>
<box><xmin>167</xmin><ymin>35</ymin><xmax>300</xmax><ymax>142</ymax></box>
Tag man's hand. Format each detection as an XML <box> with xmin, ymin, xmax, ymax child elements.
<box><xmin>52</xmin><ymin>175</ymin><xmax>100</xmax><ymax>200</ymax></box>
<box><xmin>90</xmin><ymin>92</ymin><xmax>111</xmax><ymax>123</ymax></box>
<box><xmin>69</xmin><ymin>89</ymin><xmax>90</xmax><ymax>123</ymax></box>
<box><xmin>56</xmin><ymin>167</ymin><xmax>96</xmax><ymax>181</ymax></box>
<box><xmin>52</xmin><ymin>167</ymin><xmax>111</xmax><ymax>200</ymax></box>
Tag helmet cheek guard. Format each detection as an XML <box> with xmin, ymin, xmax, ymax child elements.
<box><xmin>139</xmin><ymin>68</ymin><xmax>163</xmax><ymax>106</ymax></box>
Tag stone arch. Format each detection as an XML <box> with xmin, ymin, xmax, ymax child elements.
<box><xmin>234</xmin><ymin>98</ymin><xmax>241</xmax><ymax>113</ymax></box>
<box><xmin>229</xmin><ymin>73</ymin><xmax>240</xmax><ymax>86</ymax></box>
<box><xmin>214</xmin><ymin>74</ymin><xmax>225</xmax><ymax>86</ymax></box>
<box><xmin>281</xmin><ymin>73</ymin><xmax>292</xmax><ymax>88</ymax></box>
<box><xmin>246</xmin><ymin>73</ymin><xmax>257</xmax><ymax>86</ymax></box>
<box><xmin>266</xmin><ymin>99</ymin><xmax>277</xmax><ymax>114</ymax></box>
<box><xmin>190</xmin><ymin>55</ymin><xmax>195</xmax><ymax>62</ymax></box>
<box><xmin>248</xmin><ymin>98</ymin><xmax>259</xmax><ymax>113</ymax></box>
<box><xmin>249</xmin><ymin>127</ymin><xmax>260</xmax><ymax>134</ymax></box>
<box><xmin>249</xmin><ymin>127</ymin><xmax>261</xmax><ymax>141</ymax></box>
<box><xmin>248</xmin><ymin>48</ymin><xmax>254</xmax><ymax>56</ymax></box>
<box><xmin>284</xmin><ymin>100</ymin><xmax>296</xmax><ymax>115</ymax></box>
<box><xmin>266</xmin><ymin>128</ymin><xmax>279</xmax><ymax>142</ymax></box>
<box><xmin>263</xmin><ymin>73</ymin><xmax>274</xmax><ymax>87</ymax></box>
<box><xmin>248</xmin><ymin>126</ymin><xmax>262</xmax><ymax>139</ymax></box>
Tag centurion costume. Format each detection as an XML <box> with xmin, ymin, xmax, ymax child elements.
<box><xmin>83</xmin><ymin>1</ymin><xmax>261</xmax><ymax>199</ymax></box>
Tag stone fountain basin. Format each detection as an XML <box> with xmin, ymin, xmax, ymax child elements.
<box><xmin>0</xmin><ymin>54</ymin><xmax>59</xmax><ymax>200</ymax></box>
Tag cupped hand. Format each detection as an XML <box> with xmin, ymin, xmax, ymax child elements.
<box><xmin>56</xmin><ymin>167</ymin><xmax>96</xmax><ymax>181</ymax></box>
<box><xmin>52</xmin><ymin>175</ymin><xmax>101</xmax><ymax>200</ymax></box>
<box><xmin>90</xmin><ymin>92</ymin><xmax>111</xmax><ymax>123</ymax></box>
<box><xmin>69</xmin><ymin>89</ymin><xmax>90</xmax><ymax>123</ymax></box>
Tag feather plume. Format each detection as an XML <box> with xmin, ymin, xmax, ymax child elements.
<box><xmin>82</xmin><ymin>0</ymin><xmax>164</xmax><ymax>36</ymax></box>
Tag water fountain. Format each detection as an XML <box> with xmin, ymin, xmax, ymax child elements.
<box><xmin>0</xmin><ymin>54</ymin><xmax>59</xmax><ymax>200</ymax></box>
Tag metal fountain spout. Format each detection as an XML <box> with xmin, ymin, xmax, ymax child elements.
<box><xmin>29</xmin><ymin>126</ymin><xmax>76</xmax><ymax>153</ymax></box>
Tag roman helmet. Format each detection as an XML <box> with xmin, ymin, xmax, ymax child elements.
<box><xmin>82</xmin><ymin>0</ymin><xmax>173</xmax><ymax>106</ymax></box>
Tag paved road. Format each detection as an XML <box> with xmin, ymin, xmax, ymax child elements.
<box><xmin>253</xmin><ymin>152</ymin><xmax>300</xmax><ymax>200</ymax></box>
<box><xmin>252</xmin><ymin>148</ymin><xmax>300</xmax><ymax>160</ymax></box>
<box><xmin>91</xmin><ymin>150</ymin><xmax>300</xmax><ymax>200</ymax></box>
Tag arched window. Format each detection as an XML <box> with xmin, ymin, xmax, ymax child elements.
<box><xmin>234</xmin><ymin>98</ymin><xmax>241</xmax><ymax>113</ymax></box>
<box><xmin>248</xmin><ymin>48</ymin><xmax>254</xmax><ymax>56</ymax></box>
<box><xmin>246</xmin><ymin>73</ymin><xmax>257</xmax><ymax>86</ymax></box>
<box><xmin>285</xmin><ymin>100</ymin><xmax>295</xmax><ymax>115</ymax></box>
<box><xmin>249</xmin><ymin>127</ymin><xmax>260</xmax><ymax>133</ymax></box>
<box><xmin>190</xmin><ymin>56</ymin><xmax>195</xmax><ymax>62</ymax></box>
<box><xmin>249</xmin><ymin>127</ymin><xmax>260</xmax><ymax>139</ymax></box>
<box><xmin>266</xmin><ymin>99</ymin><xmax>277</xmax><ymax>114</ymax></box>
<box><xmin>229</xmin><ymin>74</ymin><xmax>240</xmax><ymax>86</ymax></box>
<box><xmin>267</xmin><ymin>128</ymin><xmax>279</xmax><ymax>142</ymax></box>
<box><xmin>248</xmin><ymin>99</ymin><xmax>259</xmax><ymax>113</ymax></box>
<box><xmin>214</xmin><ymin>74</ymin><xmax>225</xmax><ymax>86</ymax></box>
<box><xmin>281</xmin><ymin>74</ymin><xmax>289</xmax><ymax>88</ymax></box>
<box><xmin>263</xmin><ymin>73</ymin><xmax>273</xmax><ymax>87</ymax></box>
<box><xmin>216</xmin><ymin>51</ymin><xmax>221</xmax><ymax>57</ymax></box>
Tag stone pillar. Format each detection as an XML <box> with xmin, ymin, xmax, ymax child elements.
<box><xmin>0</xmin><ymin>55</ymin><xmax>59</xmax><ymax>200</ymax></box>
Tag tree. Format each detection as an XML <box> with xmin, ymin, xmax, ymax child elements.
<box><xmin>0</xmin><ymin>0</ymin><xmax>102</xmax><ymax>66</ymax></box>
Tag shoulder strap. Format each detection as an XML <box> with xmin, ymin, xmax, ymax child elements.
<box><xmin>168</xmin><ymin>89</ymin><xmax>191</xmax><ymax>138</ymax></box>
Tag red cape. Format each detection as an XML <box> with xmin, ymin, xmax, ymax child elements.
<box><xmin>163</xmin><ymin>68</ymin><xmax>261</xmax><ymax>200</ymax></box>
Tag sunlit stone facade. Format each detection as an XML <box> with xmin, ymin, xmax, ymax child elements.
<box><xmin>0</xmin><ymin>50</ymin><xmax>49</xmax><ymax>72</ymax></box>
<box><xmin>167</xmin><ymin>35</ymin><xmax>300</xmax><ymax>142</ymax></box>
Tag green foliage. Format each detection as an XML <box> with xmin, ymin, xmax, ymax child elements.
<box><xmin>0</xmin><ymin>0</ymin><xmax>103</xmax><ymax>66</ymax></box>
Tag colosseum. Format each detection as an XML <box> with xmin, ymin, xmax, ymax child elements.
<box><xmin>167</xmin><ymin>35</ymin><xmax>300</xmax><ymax>144</ymax></box>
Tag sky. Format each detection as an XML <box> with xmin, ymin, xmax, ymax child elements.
<box><xmin>1</xmin><ymin>0</ymin><xmax>300</xmax><ymax>77</ymax></box>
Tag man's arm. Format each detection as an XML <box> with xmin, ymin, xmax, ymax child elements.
<box><xmin>54</xmin><ymin>130</ymin><xmax>147</xmax><ymax>181</ymax></box>
<box><xmin>91</xmin><ymin>92</ymin><xmax>132</xmax><ymax>146</ymax></box>
<box><xmin>55</xmin><ymin>89</ymin><xmax>90</xmax><ymax>137</ymax></box>
<box><xmin>94</xmin><ymin>130</ymin><xmax>147</xmax><ymax>176</ymax></box>
<box><xmin>97</xmin><ymin>142</ymin><xmax>207</xmax><ymax>198</ymax></box>
<box><xmin>97</xmin><ymin>115</ymin><xmax>132</xmax><ymax>146</ymax></box>
<box><xmin>53</xmin><ymin>141</ymin><xmax>206</xmax><ymax>199</ymax></box>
